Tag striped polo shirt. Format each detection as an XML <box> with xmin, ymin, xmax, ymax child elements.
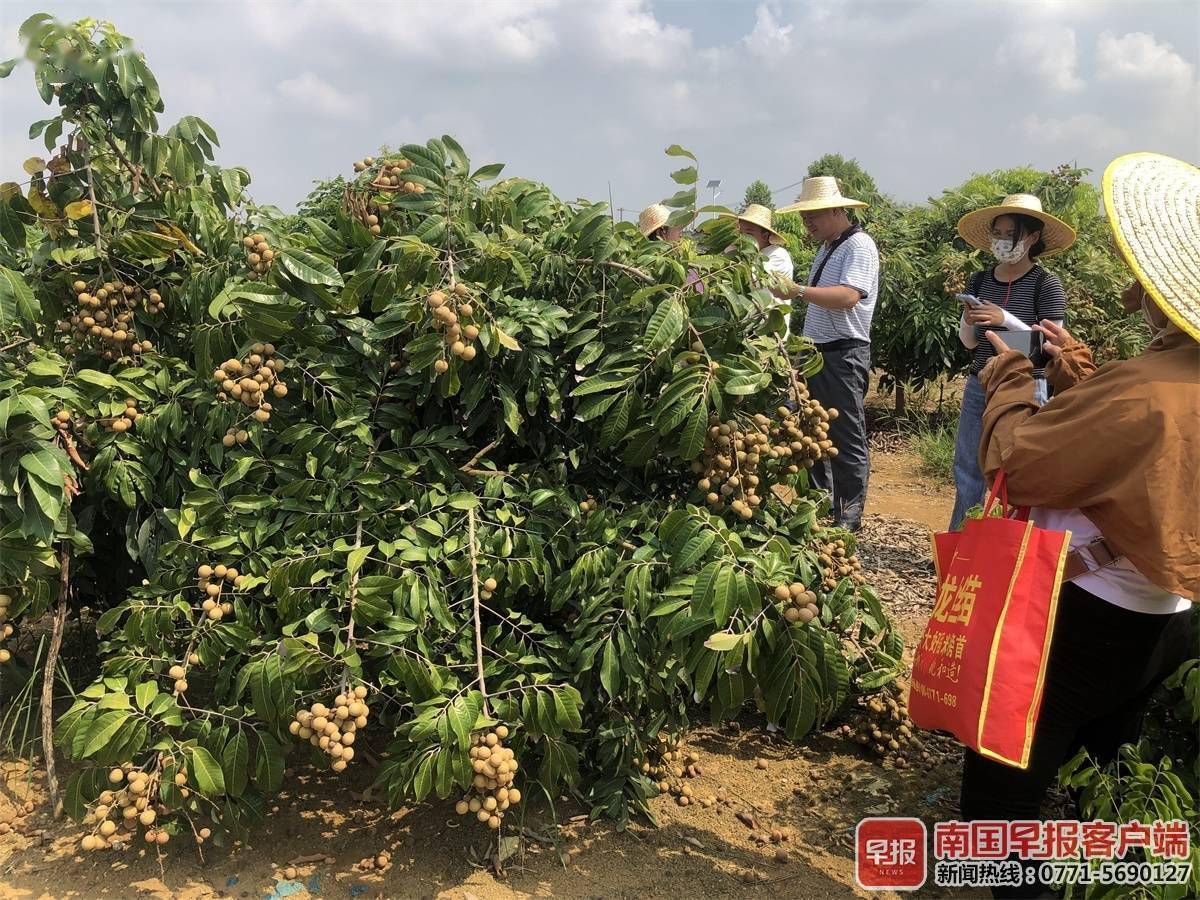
<box><xmin>968</xmin><ymin>266</ymin><xmax>1066</xmax><ymax>379</ymax></box>
<box><xmin>801</xmin><ymin>231</ymin><xmax>880</xmax><ymax>344</ymax></box>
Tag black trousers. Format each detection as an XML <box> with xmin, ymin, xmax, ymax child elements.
<box><xmin>959</xmin><ymin>581</ymin><xmax>1194</xmax><ymax>898</ymax></box>
<box><xmin>807</xmin><ymin>342</ymin><xmax>871</xmax><ymax>528</ymax></box>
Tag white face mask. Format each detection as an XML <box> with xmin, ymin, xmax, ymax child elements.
<box><xmin>991</xmin><ymin>236</ymin><xmax>1028</xmax><ymax>264</ymax></box>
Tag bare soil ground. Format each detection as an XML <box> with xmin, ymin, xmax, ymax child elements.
<box><xmin>0</xmin><ymin>447</ymin><xmax>969</xmax><ymax>900</ymax></box>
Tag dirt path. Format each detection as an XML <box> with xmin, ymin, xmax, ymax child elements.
<box><xmin>0</xmin><ymin>451</ymin><xmax>965</xmax><ymax>900</ymax></box>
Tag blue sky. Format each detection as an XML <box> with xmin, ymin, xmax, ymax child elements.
<box><xmin>2</xmin><ymin>1</ymin><xmax>1196</xmax><ymax>219</ymax></box>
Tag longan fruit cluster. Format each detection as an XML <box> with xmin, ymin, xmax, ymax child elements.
<box><xmin>428</xmin><ymin>283</ymin><xmax>480</xmax><ymax>374</ymax></box>
<box><xmin>692</xmin><ymin>414</ymin><xmax>771</xmax><ymax>519</ymax></box>
<box><xmin>80</xmin><ymin>759</ymin><xmax>190</xmax><ymax>851</ymax></box>
<box><xmin>479</xmin><ymin>575</ymin><xmax>499</xmax><ymax>602</ymax></box>
<box><xmin>817</xmin><ymin>538</ymin><xmax>865</xmax><ymax>592</ymax></box>
<box><xmin>942</xmin><ymin>262</ymin><xmax>966</xmax><ymax>297</ymax></box>
<box><xmin>196</xmin><ymin>563</ymin><xmax>242</xmax><ymax>622</ymax></box>
<box><xmin>352</xmin><ymin>156</ymin><xmax>375</xmax><ymax>172</ymax></box>
<box><xmin>767</xmin><ymin>397</ymin><xmax>838</xmax><ymax>471</ymax></box>
<box><xmin>635</xmin><ymin>733</ymin><xmax>707</xmax><ymax>806</ymax></box>
<box><xmin>211</xmin><ymin>342</ymin><xmax>287</xmax><ymax>430</ymax></box>
<box><xmin>771</xmin><ymin>581</ymin><xmax>821</xmax><ymax>626</ymax></box>
<box><xmin>243</xmin><ymin>233</ymin><xmax>275</xmax><ymax>281</ymax></box>
<box><xmin>0</xmin><ymin>592</ymin><xmax>12</xmax><ymax>664</ymax></box>
<box><xmin>369</xmin><ymin>158</ymin><xmax>423</xmax><ymax>194</ymax></box>
<box><xmin>102</xmin><ymin>397</ymin><xmax>141</xmax><ymax>434</ymax></box>
<box><xmin>453</xmin><ymin>726</ymin><xmax>521</xmax><ymax>830</ymax></box>
<box><xmin>0</xmin><ymin>799</ymin><xmax>34</xmax><ymax>835</ymax></box>
<box><xmin>578</xmin><ymin>498</ymin><xmax>597</xmax><ymax>517</ymax></box>
<box><xmin>289</xmin><ymin>685</ymin><xmax>371</xmax><ymax>772</ymax></box>
<box><xmin>355</xmin><ymin>851</ymin><xmax>392</xmax><ymax>873</ymax></box>
<box><xmin>839</xmin><ymin>691</ymin><xmax>926</xmax><ymax>768</ymax></box>
<box><xmin>58</xmin><ymin>278</ymin><xmax>155</xmax><ymax>359</ymax></box>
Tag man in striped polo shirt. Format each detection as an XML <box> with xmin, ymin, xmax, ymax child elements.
<box><xmin>774</xmin><ymin>177</ymin><xmax>879</xmax><ymax>532</ymax></box>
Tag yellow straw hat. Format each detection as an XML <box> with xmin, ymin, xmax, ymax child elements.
<box><xmin>957</xmin><ymin>193</ymin><xmax>1076</xmax><ymax>258</ymax></box>
<box><xmin>638</xmin><ymin>203</ymin><xmax>671</xmax><ymax>238</ymax></box>
<box><xmin>1103</xmin><ymin>152</ymin><xmax>1200</xmax><ymax>341</ymax></box>
<box><xmin>723</xmin><ymin>203</ymin><xmax>786</xmax><ymax>245</ymax></box>
<box><xmin>777</xmin><ymin>176</ymin><xmax>867</xmax><ymax>214</ymax></box>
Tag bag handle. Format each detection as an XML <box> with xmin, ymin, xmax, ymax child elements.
<box><xmin>982</xmin><ymin>471</ymin><xmax>1008</xmax><ymax>518</ymax></box>
<box><xmin>982</xmin><ymin>471</ymin><xmax>1030</xmax><ymax>521</ymax></box>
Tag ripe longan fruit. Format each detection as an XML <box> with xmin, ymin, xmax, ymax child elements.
<box><xmin>434</xmin><ymin>359</ymin><xmax>449</xmax><ymax>374</ymax></box>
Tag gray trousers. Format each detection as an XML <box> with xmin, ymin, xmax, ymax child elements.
<box><xmin>806</xmin><ymin>342</ymin><xmax>870</xmax><ymax>528</ymax></box>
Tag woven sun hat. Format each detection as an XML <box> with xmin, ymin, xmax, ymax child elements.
<box><xmin>957</xmin><ymin>193</ymin><xmax>1076</xmax><ymax>258</ymax></box>
<box><xmin>777</xmin><ymin>176</ymin><xmax>867</xmax><ymax>214</ymax></box>
<box><xmin>1103</xmin><ymin>152</ymin><xmax>1200</xmax><ymax>341</ymax></box>
<box><xmin>638</xmin><ymin>203</ymin><xmax>672</xmax><ymax>238</ymax></box>
<box><xmin>723</xmin><ymin>203</ymin><xmax>786</xmax><ymax>245</ymax></box>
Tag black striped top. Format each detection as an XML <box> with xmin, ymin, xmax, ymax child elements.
<box><xmin>968</xmin><ymin>265</ymin><xmax>1066</xmax><ymax>379</ymax></box>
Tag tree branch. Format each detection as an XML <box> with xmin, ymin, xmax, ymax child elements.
<box><xmin>467</xmin><ymin>507</ymin><xmax>491</xmax><ymax>716</ymax></box>
<box><xmin>575</xmin><ymin>258</ymin><xmax>653</xmax><ymax>282</ymax></box>
<box><xmin>41</xmin><ymin>547</ymin><xmax>69</xmax><ymax>817</ymax></box>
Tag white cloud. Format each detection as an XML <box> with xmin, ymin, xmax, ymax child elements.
<box><xmin>1022</xmin><ymin>113</ymin><xmax>1129</xmax><ymax>150</ymax></box>
<box><xmin>1096</xmin><ymin>30</ymin><xmax>1196</xmax><ymax>94</ymax></box>
<box><xmin>276</xmin><ymin>72</ymin><xmax>365</xmax><ymax>121</ymax></box>
<box><xmin>744</xmin><ymin>3</ymin><xmax>793</xmax><ymax>60</ymax></box>
<box><xmin>997</xmin><ymin>26</ymin><xmax>1085</xmax><ymax>94</ymax></box>
<box><xmin>577</xmin><ymin>0</ymin><xmax>692</xmax><ymax>69</ymax></box>
<box><xmin>246</xmin><ymin>0</ymin><xmax>559</xmax><ymax>66</ymax></box>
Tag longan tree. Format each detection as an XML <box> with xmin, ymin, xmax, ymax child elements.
<box><xmin>0</xmin><ymin>13</ymin><xmax>904</xmax><ymax>855</ymax></box>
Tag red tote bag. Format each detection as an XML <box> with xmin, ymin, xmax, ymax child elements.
<box><xmin>909</xmin><ymin>473</ymin><xmax>1072</xmax><ymax>769</ymax></box>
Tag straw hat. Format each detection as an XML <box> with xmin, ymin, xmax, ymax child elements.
<box><xmin>1103</xmin><ymin>152</ymin><xmax>1200</xmax><ymax>341</ymax></box>
<box><xmin>724</xmin><ymin>203</ymin><xmax>786</xmax><ymax>245</ymax></box>
<box><xmin>638</xmin><ymin>203</ymin><xmax>671</xmax><ymax>238</ymax></box>
<box><xmin>777</xmin><ymin>177</ymin><xmax>867</xmax><ymax>214</ymax></box>
<box><xmin>957</xmin><ymin>193</ymin><xmax>1076</xmax><ymax>258</ymax></box>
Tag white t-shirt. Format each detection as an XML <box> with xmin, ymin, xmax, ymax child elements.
<box><xmin>1031</xmin><ymin>507</ymin><xmax>1191</xmax><ymax>615</ymax></box>
<box><xmin>802</xmin><ymin>231</ymin><xmax>879</xmax><ymax>344</ymax></box>
<box><xmin>761</xmin><ymin>243</ymin><xmax>794</xmax><ymax>335</ymax></box>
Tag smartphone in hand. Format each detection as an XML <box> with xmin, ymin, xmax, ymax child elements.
<box><xmin>998</xmin><ymin>330</ymin><xmax>1048</xmax><ymax>368</ymax></box>
<box><xmin>956</xmin><ymin>293</ymin><xmax>984</xmax><ymax>309</ymax></box>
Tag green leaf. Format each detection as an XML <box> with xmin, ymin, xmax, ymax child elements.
<box><xmin>254</xmin><ymin>733</ymin><xmax>285</xmax><ymax>792</ymax></box>
<box><xmin>675</xmin><ymin>405</ymin><xmax>708</xmax><ymax>460</ymax></box>
<box><xmin>81</xmin><ymin>711</ymin><xmax>130</xmax><ymax>758</ymax></box>
<box><xmin>704</xmin><ymin>631</ymin><xmax>742</xmax><ymax>652</ymax></box>
<box><xmin>471</xmin><ymin>163</ymin><xmax>505</xmax><ymax>181</ymax></box>
<box><xmin>446</xmin><ymin>493</ymin><xmax>479</xmax><ymax>510</ymax></box>
<box><xmin>76</xmin><ymin>369</ymin><xmax>120</xmax><ymax>389</ymax></box>
<box><xmin>664</xmin><ymin>144</ymin><xmax>697</xmax><ymax>162</ymax></box>
<box><xmin>222</xmin><ymin>731</ymin><xmax>250</xmax><ymax>798</ymax></box>
<box><xmin>644</xmin><ymin>298</ymin><xmax>685</xmax><ymax>353</ymax></box>
<box><xmin>134</xmin><ymin>681</ymin><xmax>159</xmax><ymax>711</ymax></box>
<box><xmin>571</xmin><ymin>370</ymin><xmax>636</xmax><ymax>397</ymax></box>
<box><xmin>0</xmin><ymin>265</ymin><xmax>39</xmax><ymax>327</ymax></box>
<box><xmin>347</xmin><ymin>544</ymin><xmax>371</xmax><ymax>576</ymax></box>
<box><xmin>277</xmin><ymin>248</ymin><xmax>344</xmax><ymax>288</ymax></box>
<box><xmin>0</xmin><ymin>59</ymin><xmax>18</xmax><ymax>79</ymax></box>
<box><xmin>600</xmin><ymin>641</ymin><xmax>620</xmax><ymax>698</ymax></box>
<box><xmin>189</xmin><ymin>746</ymin><xmax>226</xmax><ymax>797</ymax></box>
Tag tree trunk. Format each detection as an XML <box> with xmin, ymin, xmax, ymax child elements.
<box><xmin>41</xmin><ymin>547</ymin><xmax>69</xmax><ymax>817</ymax></box>
<box><xmin>894</xmin><ymin>382</ymin><xmax>907</xmax><ymax>418</ymax></box>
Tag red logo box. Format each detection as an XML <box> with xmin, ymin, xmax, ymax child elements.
<box><xmin>856</xmin><ymin>817</ymin><xmax>928</xmax><ymax>891</ymax></box>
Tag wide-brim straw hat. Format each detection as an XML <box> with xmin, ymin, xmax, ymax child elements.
<box><xmin>957</xmin><ymin>193</ymin><xmax>1076</xmax><ymax>258</ymax></box>
<box><xmin>723</xmin><ymin>203</ymin><xmax>786</xmax><ymax>245</ymax></box>
<box><xmin>1103</xmin><ymin>152</ymin><xmax>1200</xmax><ymax>342</ymax></box>
<box><xmin>777</xmin><ymin>176</ymin><xmax>867</xmax><ymax>214</ymax></box>
<box><xmin>638</xmin><ymin>203</ymin><xmax>671</xmax><ymax>237</ymax></box>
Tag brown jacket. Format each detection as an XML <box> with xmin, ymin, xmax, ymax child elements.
<box><xmin>977</xmin><ymin>331</ymin><xmax>1199</xmax><ymax>600</ymax></box>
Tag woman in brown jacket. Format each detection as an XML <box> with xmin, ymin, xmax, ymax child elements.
<box><xmin>959</xmin><ymin>152</ymin><xmax>1198</xmax><ymax>899</ymax></box>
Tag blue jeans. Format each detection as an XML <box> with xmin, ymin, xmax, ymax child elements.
<box><xmin>949</xmin><ymin>375</ymin><xmax>1047</xmax><ymax>531</ymax></box>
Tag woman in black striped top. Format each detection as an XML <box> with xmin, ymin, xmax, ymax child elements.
<box><xmin>948</xmin><ymin>194</ymin><xmax>1075</xmax><ymax>530</ymax></box>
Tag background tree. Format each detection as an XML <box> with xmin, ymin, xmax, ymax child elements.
<box><xmin>739</xmin><ymin>179</ymin><xmax>774</xmax><ymax>212</ymax></box>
